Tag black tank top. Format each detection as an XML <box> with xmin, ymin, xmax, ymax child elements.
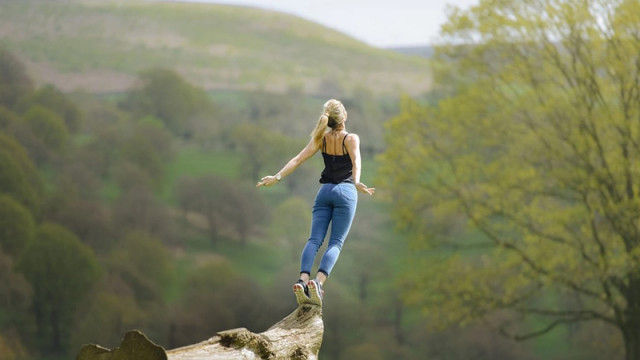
<box><xmin>319</xmin><ymin>133</ymin><xmax>354</xmax><ymax>184</ymax></box>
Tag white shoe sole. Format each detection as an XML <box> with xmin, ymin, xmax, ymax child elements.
<box><xmin>293</xmin><ymin>283</ymin><xmax>310</xmax><ymax>305</ymax></box>
<box><xmin>308</xmin><ymin>280</ymin><xmax>323</xmax><ymax>306</ymax></box>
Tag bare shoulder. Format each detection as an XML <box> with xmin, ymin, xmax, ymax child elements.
<box><xmin>345</xmin><ymin>133</ymin><xmax>360</xmax><ymax>150</ymax></box>
<box><xmin>346</xmin><ymin>133</ymin><xmax>360</xmax><ymax>143</ymax></box>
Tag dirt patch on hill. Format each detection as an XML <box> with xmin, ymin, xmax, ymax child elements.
<box><xmin>22</xmin><ymin>57</ymin><xmax>137</xmax><ymax>93</ymax></box>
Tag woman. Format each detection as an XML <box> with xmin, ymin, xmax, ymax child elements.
<box><xmin>256</xmin><ymin>99</ymin><xmax>375</xmax><ymax>306</ymax></box>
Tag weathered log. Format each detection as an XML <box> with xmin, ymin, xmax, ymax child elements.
<box><xmin>76</xmin><ymin>303</ymin><xmax>323</xmax><ymax>360</ymax></box>
<box><xmin>76</xmin><ymin>330</ymin><xmax>167</xmax><ymax>360</ymax></box>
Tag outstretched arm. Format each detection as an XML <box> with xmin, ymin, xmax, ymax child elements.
<box><xmin>256</xmin><ymin>138</ymin><xmax>319</xmax><ymax>188</ymax></box>
<box><xmin>346</xmin><ymin>134</ymin><xmax>375</xmax><ymax>195</ymax></box>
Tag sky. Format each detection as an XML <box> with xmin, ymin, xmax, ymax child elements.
<box><xmin>179</xmin><ymin>0</ymin><xmax>479</xmax><ymax>48</ymax></box>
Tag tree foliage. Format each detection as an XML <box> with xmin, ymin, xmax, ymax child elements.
<box><xmin>106</xmin><ymin>231</ymin><xmax>172</xmax><ymax>305</ymax></box>
<box><xmin>0</xmin><ymin>106</ymin><xmax>20</xmax><ymax>130</ymax></box>
<box><xmin>17</xmin><ymin>85</ymin><xmax>83</xmax><ymax>133</ymax></box>
<box><xmin>22</xmin><ymin>105</ymin><xmax>70</xmax><ymax>165</ymax></box>
<box><xmin>120</xmin><ymin>68</ymin><xmax>213</xmax><ymax>138</ymax></box>
<box><xmin>0</xmin><ymin>195</ymin><xmax>34</xmax><ymax>257</ymax></box>
<box><xmin>0</xmin><ymin>133</ymin><xmax>42</xmax><ymax>214</ymax></box>
<box><xmin>169</xmin><ymin>261</ymin><xmax>276</xmax><ymax>348</ymax></box>
<box><xmin>111</xmin><ymin>187</ymin><xmax>173</xmax><ymax>240</ymax></box>
<box><xmin>0</xmin><ymin>48</ymin><xmax>33</xmax><ymax>110</ymax></box>
<box><xmin>0</xmin><ymin>250</ymin><xmax>32</xmax><ymax>333</ymax></box>
<box><xmin>17</xmin><ymin>222</ymin><xmax>101</xmax><ymax>354</ymax></box>
<box><xmin>71</xmin><ymin>291</ymin><xmax>145</xmax><ymax>352</ymax></box>
<box><xmin>379</xmin><ymin>0</ymin><xmax>640</xmax><ymax>358</ymax></box>
<box><xmin>269</xmin><ymin>196</ymin><xmax>311</xmax><ymax>261</ymax></box>
<box><xmin>45</xmin><ymin>198</ymin><xmax>114</xmax><ymax>255</ymax></box>
<box><xmin>118</xmin><ymin>116</ymin><xmax>174</xmax><ymax>190</ymax></box>
<box><xmin>231</xmin><ymin>123</ymin><xmax>302</xmax><ymax>181</ymax></box>
<box><xmin>174</xmin><ymin>174</ymin><xmax>270</xmax><ymax>246</ymax></box>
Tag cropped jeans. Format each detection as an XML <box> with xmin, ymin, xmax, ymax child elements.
<box><xmin>300</xmin><ymin>183</ymin><xmax>358</xmax><ymax>277</ymax></box>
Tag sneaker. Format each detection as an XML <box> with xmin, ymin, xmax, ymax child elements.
<box><xmin>308</xmin><ymin>280</ymin><xmax>324</xmax><ymax>306</ymax></box>
<box><xmin>293</xmin><ymin>279</ymin><xmax>310</xmax><ymax>305</ymax></box>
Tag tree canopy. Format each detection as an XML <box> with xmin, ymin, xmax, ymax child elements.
<box><xmin>0</xmin><ymin>133</ymin><xmax>42</xmax><ymax>214</ymax></box>
<box><xmin>17</xmin><ymin>222</ymin><xmax>101</xmax><ymax>354</ymax></box>
<box><xmin>120</xmin><ymin>68</ymin><xmax>214</xmax><ymax>138</ymax></box>
<box><xmin>0</xmin><ymin>48</ymin><xmax>33</xmax><ymax>110</ymax></box>
<box><xmin>0</xmin><ymin>195</ymin><xmax>34</xmax><ymax>257</ymax></box>
<box><xmin>379</xmin><ymin>0</ymin><xmax>640</xmax><ymax>359</ymax></box>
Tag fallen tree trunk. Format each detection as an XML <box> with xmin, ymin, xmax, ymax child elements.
<box><xmin>76</xmin><ymin>303</ymin><xmax>323</xmax><ymax>360</ymax></box>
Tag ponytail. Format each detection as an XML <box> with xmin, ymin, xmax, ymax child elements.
<box><xmin>311</xmin><ymin>113</ymin><xmax>329</xmax><ymax>148</ymax></box>
<box><xmin>310</xmin><ymin>99</ymin><xmax>346</xmax><ymax>149</ymax></box>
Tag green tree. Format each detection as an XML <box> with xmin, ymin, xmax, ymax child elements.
<box><xmin>231</xmin><ymin>123</ymin><xmax>318</xmax><ymax>195</ymax></box>
<box><xmin>269</xmin><ymin>197</ymin><xmax>311</xmax><ymax>261</ymax></box>
<box><xmin>169</xmin><ymin>260</ymin><xmax>275</xmax><ymax>348</ymax></box>
<box><xmin>0</xmin><ymin>48</ymin><xmax>33</xmax><ymax>110</ymax></box>
<box><xmin>0</xmin><ymin>195</ymin><xmax>35</xmax><ymax>257</ymax></box>
<box><xmin>114</xmin><ymin>117</ymin><xmax>174</xmax><ymax>192</ymax></box>
<box><xmin>231</xmin><ymin>123</ymin><xmax>297</xmax><ymax>181</ymax></box>
<box><xmin>0</xmin><ymin>251</ymin><xmax>33</xmax><ymax>335</ymax></box>
<box><xmin>17</xmin><ymin>222</ymin><xmax>101</xmax><ymax>355</ymax></box>
<box><xmin>119</xmin><ymin>134</ymin><xmax>163</xmax><ymax>189</ymax></box>
<box><xmin>0</xmin><ymin>133</ymin><xmax>43</xmax><ymax>214</ymax></box>
<box><xmin>111</xmin><ymin>187</ymin><xmax>173</xmax><ymax>241</ymax></box>
<box><xmin>106</xmin><ymin>231</ymin><xmax>172</xmax><ymax>305</ymax></box>
<box><xmin>17</xmin><ymin>85</ymin><xmax>83</xmax><ymax>133</ymax></box>
<box><xmin>379</xmin><ymin>0</ymin><xmax>640</xmax><ymax>359</ymax></box>
<box><xmin>22</xmin><ymin>105</ymin><xmax>70</xmax><ymax>165</ymax></box>
<box><xmin>71</xmin><ymin>290</ymin><xmax>144</xmax><ymax>352</ymax></box>
<box><xmin>174</xmin><ymin>175</ymin><xmax>269</xmax><ymax>247</ymax></box>
<box><xmin>45</xmin><ymin>198</ymin><xmax>114</xmax><ymax>255</ymax></box>
<box><xmin>120</xmin><ymin>68</ymin><xmax>213</xmax><ymax>138</ymax></box>
<box><xmin>0</xmin><ymin>106</ymin><xmax>20</xmax><ymax>130</ymax></box>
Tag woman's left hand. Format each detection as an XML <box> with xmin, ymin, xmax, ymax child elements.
<box><xmin>256</xmin><ymin>175</ymin><xmax>278</xmax><ymax>188</ymax></box>
<box><xmin>356</xmin><ymin>182</ymin><xmax>375</xmax><ymax>195</ymax></box>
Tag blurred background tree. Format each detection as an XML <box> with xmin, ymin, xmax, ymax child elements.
<box><xmin>380</xmin><ymin>0</ymin><xmax>640</xmax><ymax>359</ymax></box>
<box><xmin>0</xmin><ymin>48</ymin><xmax>33</xmax><ymax>110</ymax></box>
<box><xmin>17</xmin><ymin>223</ymin><xmax>101</xmax><ymax>355</ymax></box>
<box><xmin>174</xmin><ymin>174</ymin><xmax>269</xmax><ymax>247</ymax></box>
<box><xmin>0</xmin><ymin>195</ymin><xmax>35</xmax><ymax>257</ymax></box>
<box><xmin>269</xmin><ymin>196</ymin><xmax>312</xmax><ymax>261</ymax></box>
<box><xmin>0</xmin><ymin>133</ymin><xmax>43</xmax><ymax>215</ymax></box>
<box><xmin>120</xmin><ymin>68</ymin><xmax>214</xmax><ymax>139</ymax></box>
<box><xmin>21</xmin><ymin>105</ymin><xmax>69</xmax><ymax>166</ymax></box>
<box><xmin>17</xmin><ymin>85</ymin><xmax>83</xmax><ymax>133</ymax></box>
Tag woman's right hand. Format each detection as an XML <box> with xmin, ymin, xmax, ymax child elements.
<box><xmin>256</xmin><ymin>175</ymin><xmax>278</xmax><ymax>188</ymax></box>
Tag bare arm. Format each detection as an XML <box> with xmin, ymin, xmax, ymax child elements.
<box><xmin>346</xmin><ymin>134</ymin><xmax>375</xmax><ymax>195</ymax></box>
<box><xmin>256</xmin><ymin>138</ymin><xmax>320</xmax><ymax>188</ymax></box>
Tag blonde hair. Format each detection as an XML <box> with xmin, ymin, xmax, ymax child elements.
<box><xmin>310</xmin><ymin>99</ymin><xmax>347</xmax><ymax>148</ymax></box>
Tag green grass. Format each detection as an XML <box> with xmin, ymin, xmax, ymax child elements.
<box><xmin>162</xmin><ymin>147</ymin><xmax>244</xmax><ymax>202</ymax></box>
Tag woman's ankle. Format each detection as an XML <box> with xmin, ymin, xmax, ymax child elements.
<box><xmin>299</xmin><ymin>272</ymin><xmax>310</xmax><ymax>283</ymax></box>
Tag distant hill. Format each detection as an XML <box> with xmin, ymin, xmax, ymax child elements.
<box><xmin>388</xmin><ymin>46</ymin><xmax>434</xmax><ymax>59</ymax></box>
<box><xmin>0</xmin><ymin>0</ymin><xmax>432</xmax><ymax>96</ymax></box>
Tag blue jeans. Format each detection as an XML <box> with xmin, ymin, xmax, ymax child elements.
<box><xmin>300</xmin><ymin>183</ymin><xmax>358</xmax><ymax>277</ymax></box>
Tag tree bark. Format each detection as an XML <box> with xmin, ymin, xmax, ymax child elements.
<box><xmin>76</xmin><ymin>304</ymin><xmax>323</xmax><ymax>360</ymax></box>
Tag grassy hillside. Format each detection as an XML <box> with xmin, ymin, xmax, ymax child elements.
<box><xmin>0</xmin><ymin>0</ymin><xmax>431</xmax><ymax>95</ymax></box>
